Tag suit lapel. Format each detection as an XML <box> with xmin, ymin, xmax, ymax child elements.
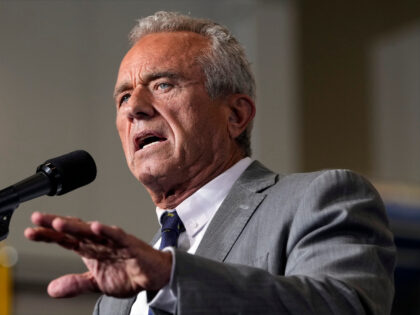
<box><xmin>115</xmin><ymin>162</ymin><xmax>276</xmax><ymax>314</ymax></box>
<box><xmin>150</xmin><ymin>230</ymin><xmax>161</xmax><ymax>245</ymax></box>
<box><xmin>195</xmin><ymin>161</ymin><xmax>277</xmax><ymax>262</ymax></box>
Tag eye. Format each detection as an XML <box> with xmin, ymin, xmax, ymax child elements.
<box><xmin>119</xmin><ymin>93</ymin><xmax>131</xmax><ymax>106</ymax></box>
<box><xmin>155</xmin><ymin>82</ymin><xmax>172</xmax><ymax>92</ymax></box>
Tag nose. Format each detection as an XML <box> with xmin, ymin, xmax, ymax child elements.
<box><xmin>124</xmin><ymin>85</ymin><xmax>156</xmax><ymax>121</ymax></box>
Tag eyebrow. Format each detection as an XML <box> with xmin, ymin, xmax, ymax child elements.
<box><xmin>113</xmin><ymin>82</ymin><xmax>132</xmax><ymax>101</ymax></box>
<box><xmin>113</xmin><ymin>71</ymin><xmax>182</xmax><ymax>101</ymax></box>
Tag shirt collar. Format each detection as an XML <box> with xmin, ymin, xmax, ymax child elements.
<box><xmin>156</xmin><ymin>157</ymin><xmax>253</xmax><ymax>242</ymax></box>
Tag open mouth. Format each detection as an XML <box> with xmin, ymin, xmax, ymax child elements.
<box><xmin>135</xmin><ymin>133</ymin><xmax>167</xmax><ymax>150</ymax></box>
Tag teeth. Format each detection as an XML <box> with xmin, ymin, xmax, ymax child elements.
<box><xmin>142</xmin><ymin>141</ymin><xmax>160</xmax><ymax>149</ymax></box>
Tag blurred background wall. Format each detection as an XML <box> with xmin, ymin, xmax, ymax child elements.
<box><xmin>0</xmin><ymin>0</ymin><xmax>419</xmax><ymax>314</ymax></box>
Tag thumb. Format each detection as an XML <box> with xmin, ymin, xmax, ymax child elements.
<box><xmin>48</xmin><ymin>271</ymin><xmax>99</xmax><ymax>298</ymax></box>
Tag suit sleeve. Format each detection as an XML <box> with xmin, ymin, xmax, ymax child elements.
<box><xmin>170</xmin><ymin>170</ymin><xmax>396</xmax><ymax>315</ymax></box>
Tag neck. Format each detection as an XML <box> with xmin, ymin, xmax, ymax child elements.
<box><xmin>146</xmin><ymin>153</ymin><xmax>244</xmax><ymax>209</ymax></box>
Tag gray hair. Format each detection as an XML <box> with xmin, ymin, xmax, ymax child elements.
<box><xmin>129</xmin><ymin>11</ymin><xmax>255</xmax><ymax>156</ymax></box>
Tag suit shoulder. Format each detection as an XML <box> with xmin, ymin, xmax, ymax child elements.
<box><xmin>277</xmin><ymin>168</ymin><xmax>368</xmax><ymax>184</ymax></box>
<box><xmin>264</xmin><ymin>168</ymin><xmax>381</xmax><ymax>209</ymax></box>
<box><xmin>273</xmin><ymin>169</ymin><xmax>376</xmax><ymax>193</ymax></box>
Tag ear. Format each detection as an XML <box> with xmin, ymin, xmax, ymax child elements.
<box><xmin>226</xmin><ymin>94</ymin><xmax>256</xmax><ymax>140</ymax></box>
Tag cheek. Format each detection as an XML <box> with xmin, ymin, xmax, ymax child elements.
<box><xmin>176</xmin><ymin>112</ymin><xmax>204</xmax><ymax>143</ymax></box>
<box><xmin>185</xmin><ymin>116</ymin><xmax>223</xmax><ymax>152</ymax></box>
<box><xmin>116</xmin><ymin>117</ymin><xmax>130</xmax><ymax>151</ymax></box>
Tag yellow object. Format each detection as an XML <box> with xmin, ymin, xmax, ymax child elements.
<box><xmin>0</xmin><ymin>244</ymin><xmax>12</xmax><ymax>315</ymax></box>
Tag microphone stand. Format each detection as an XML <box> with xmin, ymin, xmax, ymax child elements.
<box><xmin>0</xmin><ymin>187</ymin><xmax>19</xmax><ymax>241</ymax></box>
<box><xmin>0</xmin><ymin>172</ymin><xmax>52</xmax><ymax>241</ymax></box>
<box><xmin>0</xmin><ymin>150</ymin><xmax>97</xmax><ymax>241</ymax></box>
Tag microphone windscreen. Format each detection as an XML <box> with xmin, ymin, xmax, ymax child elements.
<box><xmin>43</xmin><ymin>150</ymin><xmax>97</xmax><ymax>195</ymax></box>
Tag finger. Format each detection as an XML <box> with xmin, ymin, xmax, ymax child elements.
<box><xmin>24</xmin><ymin>227</ymin><xmax>79</xmax><ymax>250</ymax></box>
<box><xmin>31</xmin><ymin>211</ymin><xmax>59</xmax><ymax>228</ymax></box>
<box><xmin>47</xmin><ymin>272</ymin><xmax>99</xmax><ymax>298</ymax></box>
<box><xmin>52</xmin><ymin>217</ymin><xmax>111</xmax><ymax>247</ymax></box>
<box><xmin>90</xmin><ymin>222</ymin><xmax>130</xmax><ymax>247</ymax></box>
<box><xmin>52</xmin><ymin>217</ymin><xmax>92</xmax><ymax>235</ymax></box>
<box><xmin>31</xmin><ymin>212</ymin><xmax>83</xmax><ymax>228</ymax></box>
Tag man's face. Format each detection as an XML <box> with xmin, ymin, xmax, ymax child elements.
<box><xmin>115</xmin><ymin>32</ymin><xmax>235</xmax><ymax>192</ymax></box>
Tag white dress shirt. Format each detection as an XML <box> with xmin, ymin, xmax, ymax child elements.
<box><xmin>129</xmin><ymin>157</ymin><xmax>253</xmax><ymax>315</ymax></box>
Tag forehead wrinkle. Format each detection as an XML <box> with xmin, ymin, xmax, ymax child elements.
<box><xmin>113</xmin><ymin>65</ymin><xmax>142</xmax><ymax>100</ymax></box>
<box><xmin>114</xmin><ymin>32</ymin><xmax>209</xmax><ymax>101</ymax></box>
<box><xmin>113</xmin><ymin>81</ymin><xmax>131</xmax><ymax>100</ymax></box>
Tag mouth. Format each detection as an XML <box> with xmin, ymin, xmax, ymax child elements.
<box><xmin>134</xmin><ymin>132</ymin><xmax>167</xmax><ymax>151</ymax></box>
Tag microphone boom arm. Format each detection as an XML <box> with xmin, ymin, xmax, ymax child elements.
<box><xmin>0</xmin><ymin>187</ymin><xmax>20</xmax><ymax>241</ymax></box>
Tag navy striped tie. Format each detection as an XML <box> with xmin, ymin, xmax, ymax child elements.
<box><xmin>149</xmin><ymin>210</ymin><xmax>185</xmax><ymax>315</ymax></box>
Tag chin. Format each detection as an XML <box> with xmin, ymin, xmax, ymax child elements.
<box><xmin>132</xmin><ymin>160</ymin><xmax>170</xmax><ymax>185</ymax></box>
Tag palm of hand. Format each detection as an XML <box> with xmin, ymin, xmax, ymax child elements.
<box><xmin>25</xmin><ymin>212</ymin><xmax>171</xmax><ymax>298</ymax></box>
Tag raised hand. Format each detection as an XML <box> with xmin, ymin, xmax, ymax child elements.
<box><xmin>24</xmin><ymin>212</ymin><xmax>171</xmax><ymax>298</ymax></box>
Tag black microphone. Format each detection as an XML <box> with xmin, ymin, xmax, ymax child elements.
<box><xmin>0</xmin><ymin>150</ymin><xmax>97</xmax><ymax>241</ymax></box>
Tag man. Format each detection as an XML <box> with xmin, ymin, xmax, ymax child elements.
<box><xmin>25</xmin><ymin>11</ymin><xmax>395</xmax><ymax>315</ymax></box>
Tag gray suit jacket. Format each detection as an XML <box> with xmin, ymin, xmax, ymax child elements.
<box><xmin>93</xmin><ymin>161</ymin><xmax>395</xmax><ymax>314</ymax></box>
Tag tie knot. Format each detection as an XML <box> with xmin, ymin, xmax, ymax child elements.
<box><xmin>161</xmin><ymin>211</ymin><xmax>185</xmax><ymax>232</ymax></box>
<box><xmin>159</xmin><ymin>211</ymin><xmax>185</xmax><ymax>249</ymax></box>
